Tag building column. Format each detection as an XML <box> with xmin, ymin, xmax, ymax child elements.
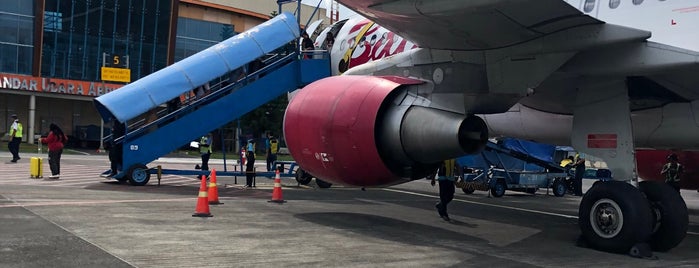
<box><xmin>29</xmin><ymin>95</ymin><xmax>35</xmax><ymax>144</ymax></box>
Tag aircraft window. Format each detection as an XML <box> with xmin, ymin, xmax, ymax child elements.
<box><xmin>609</xmin><ymin>0</ymin><xmax>620</xmax><ymax>9</ymax></box>
<box><xmin>583</xmin><ymin>0</ymin><xmax>596</xmax><ymax>12</ymax></box>
<box><xmin>633</xmin><ymin>0</ymin><xmax>644</xmax><ymax>5</ymax></box>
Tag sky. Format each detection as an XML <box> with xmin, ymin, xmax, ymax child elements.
<box><xmin>300</xmin><ymin>0</ymin><xmax>358</xmax><ymax>20</ymax></box>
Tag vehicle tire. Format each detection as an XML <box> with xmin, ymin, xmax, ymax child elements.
<box><xmin>462</xmin><ymin>187</ymin><xmax>475</xmax><ymax>194</ymax></box>
<box><xmin>525</xmin><ymin>188</ymin><xmax>538</xmax><ymax>194</ymax></box>
<box><xmin>295</xmin><ymin>169</ymin><xmax>313</xmax><ymax>185</ymax></box>
<box><xmin>579</xmin><ymin>181</ymin><xmax>653</xmax><ymax>254</ymax></box>
<box><xmin>127</xmin><ymin>164</ymin><xmax>151</xmax><ymax>186</ymax></box>
<box><xmin>490</xmin><ymin>179</ymin><xmax>506</xmax><ymax>197</ymax></box>
<box><xmin>552</xmin><ymin>179</ymin><xmax>566</xmax><ymax>197</ymax></box>
<box><xmin>639</xmin><ymin>181</ymin><xmax>688</xmax><ymax>252</ymax></box>
<box><xmin>315</xmin><ymin>178</ymin><xmax>332</xmax><ymax>188</ymax></box>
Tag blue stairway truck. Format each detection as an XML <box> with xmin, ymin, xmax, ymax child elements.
<box><xmin>93</xmin><ymin>12</ymin><xmax>331</xmax><ymax>185</ymax></box>
<box><xmin>94</xmin><ymin>12</ymin><xmax>300</xmax><ymax>123</ymax></box>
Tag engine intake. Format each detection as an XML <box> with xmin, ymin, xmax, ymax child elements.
<box><xmin>284</xmin><ymin>75</ymin><xmax>487</xmax><ymax>187</ymax></box>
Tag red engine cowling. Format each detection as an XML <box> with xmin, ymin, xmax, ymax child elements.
<box><xmin>284</xmin><ymin>75</ymin><xmax>488</xmax><ymax>187</ymax></box>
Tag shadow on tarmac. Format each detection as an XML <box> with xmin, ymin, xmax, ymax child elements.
<box><xmin>295</xmin><ymin>212</ymin><xmax>487</xmax><ymax>246</ymax></box>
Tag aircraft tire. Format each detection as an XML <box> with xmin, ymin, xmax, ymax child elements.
<box><xmin>490</xmin><ymin>179</ymin><xmax>506</xmax><ymax>197</ymax></box>
<box><xmin>316</xmin><ymin>178</ymin><xmax>332</xmax><ymax>188</ymax></box>
<box><xmin>579</xmin><ymin>181</ymin><xmax>653</xmax><ymax>253</ymax></box>
<box><xmin>127</xmin><ymin>164</ymin><xmax>151</xmax><ymax>186</ymax></box>
<box><xmin>638</xmin><ymin>181</ymin><xmax>688</xmax><ymax>252</ymax></box>
<box><xmin>552</xmin><ymin>179</ymin><xmax>566</xmax><ymax>197</ymax></box>
<box><xmin>295</xmin><ymin>169</ymin><xmax>313</xmax><ymax>185</ymax></box>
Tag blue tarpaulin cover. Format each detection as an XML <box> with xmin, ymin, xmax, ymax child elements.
<box><xmin>499</xmin><ymin>138</ymin><xmax>555</xmax><ymax>164</ymax></box>
<box><xmin>457</xmin><ymin>138</ymin><xmax>556</xmax><ymax>172</ymax></box>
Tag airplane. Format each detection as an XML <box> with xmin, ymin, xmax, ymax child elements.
<box><xmin>284</xmin><ymin>0</ymin><xmax>699</xmax><ymax>255</ymax></box>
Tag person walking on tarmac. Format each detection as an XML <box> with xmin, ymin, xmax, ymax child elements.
<box><xmin>572</xmin><ymin>153</ymin><xmax>586</xmax><ymax>196</ymax></box>
<box><xmin>266</xmin><ymin>133</ymin><xmax>279</xmax><ymax>171</ymax></box>
<box><xmin>41</xmin><ymin>123</ymin><xmax>68</xmax><ymax>179</ymax></box>
<box><xmin>431</xmin><ymin>159</ymin><xmax>460</xmax><ymax>221</ymax></box>
<box><xmin>661</xmin><ymin>153</ymin><xmax>683</xmax><ymax>192</ymax></box>
<box><xmin>7</xmin><ymin>114</ymin><xmax>22</xmax><ymax>163</ymax></box>
<box><xmin>107</xmin><ymin>119</ymin><xmax>125</xmax><ymax>177</ymax></box>
<box><xmin>245</xmin><ymin>139</ymin><xmax>256</xmax><ymax>187</ymax></box>
<box><xmin>198</xmin><ymin>133</ymin><xmax>213</xmax><ymax>179</ymax></box>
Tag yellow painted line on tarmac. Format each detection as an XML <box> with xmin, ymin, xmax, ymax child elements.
<box><xmin>0</xmin><ymin>198</ymin><xmax>194</xmax><ymax>208</ymax></box>
<box><xmin>383</xmin><ymin>188</ymin><xmax>579</xmax><ymax>219</ymax></box>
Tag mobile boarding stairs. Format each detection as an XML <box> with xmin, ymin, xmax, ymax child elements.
<box><xmin>93</xmin><ymin>13</ymin><xmax>331</xmax><ymax>185</ymax></box>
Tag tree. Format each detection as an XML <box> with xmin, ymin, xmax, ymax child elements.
<box><xmin>220</xmin><ymin>25</ymin><xmax>235</xmax><ymax>41</ymax></box>
<box><xmin>239</xmin><ymin>95</ymin><xmax>289</xmax><ymax>152</ymax></box>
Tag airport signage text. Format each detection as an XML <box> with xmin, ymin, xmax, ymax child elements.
<box><xmin>101</xmin><ymin>67</ymin><xmax>131</xmax><ymax>83</ymax></box>
<box><xmin>0</xmin><ymin>73</ymin><xmax>123</xmax><ymax>97</ymax></box>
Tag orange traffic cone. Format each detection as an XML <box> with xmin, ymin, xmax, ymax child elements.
<box><xmin>193</xmin><ymin>175</ymin><xmax>213</xmax><ymax>217</ymax></box>
<box><xmin>268</xmin><ymin>169</ymin><xmax>286</xmax><ymax>203</ymax></box>
<box><xmin>208</xmin><ymin>169</ymin><xmax>223</xmax><ymax>205</ymax></box>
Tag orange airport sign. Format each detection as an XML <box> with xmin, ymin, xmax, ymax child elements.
<box><xmin>101</xmin><ymin>67</ymin><xmax>131</xmax><ymax>83</ymax></box>
<box><xmin>0</xmin><ymin>73</ymin><xmax>123</xmax><ymax>97</ymax></box>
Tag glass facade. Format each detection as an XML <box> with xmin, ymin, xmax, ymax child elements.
<box><xmin>174</xmin><ymin>17</ymin><xmax>236</xmax><ymax>62</ymax></box>
<box><xmin>41</xmin><ymin>0</ymin><xmax>173</xmax><ymax>82</ymax></box>
<box><xmin>0</xmin><ymin>0</ymin><xmax>34</xmax><ymax>75</ymax></box>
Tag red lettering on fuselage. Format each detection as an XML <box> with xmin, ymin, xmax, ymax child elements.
<box><xmin>339</xmin><ymin>21</ymin><xmax>418</xmax><ymax>73</ymax></box>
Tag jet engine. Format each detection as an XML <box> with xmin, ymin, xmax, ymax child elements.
<box><xmin>283</xmin><ymin>75</ymin><xmax>488</xmax><ymax>187</ymax></box>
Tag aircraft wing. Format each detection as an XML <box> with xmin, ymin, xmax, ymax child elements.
<box><xmin>338</xmin><ymin>0</ymin><xmax>601</xmax><ymax>50</ymax></box>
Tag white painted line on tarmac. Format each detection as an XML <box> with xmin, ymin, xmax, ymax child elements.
<box><xmin>0</xmin><ymin>198</ymin><xmax>194</xmax><ymax>208</ymax></box>
<box><xmin>688</xmin><ymin>232</ymin><xmax>699</xmax><ymax>236</ymax></box>
<box><xmin>383</xmin><ymin>188</ymin><xmax>579</xmax><ymax>219</ymax></box>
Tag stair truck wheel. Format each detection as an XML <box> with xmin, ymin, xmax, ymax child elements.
<box><xmin>295</xmin><ymin>168</ymin><xmax>313</xmax><ymax>185</ymax></box>
<box><xmin>490</xmin><ymin>179</ymin><xmax>506</xmax><ymax>197</ymax></box>
<box><xmin>579</xmin><ymin>181</ymin><xmax>653</xmax><ymax>253</ymax></box>
<box><xmin>127</xmin><ymin>164</ymin><xmax>151</xmax><ymax>186</ymax></box>
<box><xmin>552</xmin><ymin>178</ymin><xmax>566</xmax><ymax>197</ymax></box>
<box><xmin>638</xmin><ymin>181</ymin><xmax>688</xmax><ymax>252</ymax></box>
<box><xmin>316</xmin><ymin>178</ymin><xmax>332</xmax><ymax>188</ymax></box>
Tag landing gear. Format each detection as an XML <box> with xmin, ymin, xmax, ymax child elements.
<box><xmin>579</xmin><ymin>181</ymin><xmax>654</xmax><ymax>254</ymax></box>
<box><xmin>316</xmin><ymin>178</ymin><xmax>332</xmax><ymax>188</ymax></box>
<box><xmin>638</xmin><ymin>181</ymin><xmax>688</xmax><ymax>252</ymax></box>
<box><xmin>295</xmin><ymin>168</ymin><xmax>313</xmax><ymax>185</ymax></box>
<box><xmin>579</xmin><ymin>180</ymin><xmax>688</xmax><ymax>254</ymax></box>
<box><xmin>126</xmin><ymin>164</ymin><xmax>151</xmax><ymax>186</ymax></box>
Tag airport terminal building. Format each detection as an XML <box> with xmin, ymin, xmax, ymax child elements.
<box><xmin>1</xmin><ymin>0</ymin><xmax>326</xmax><ymax>145</ymax></box>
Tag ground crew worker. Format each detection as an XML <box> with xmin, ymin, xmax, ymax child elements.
<box><xmin>266</xmin><ymin>133</ymin><xmax>279</xmax><ymax>171</ymax></box>
<box><xmin>107</xmin><ymin>119</ymin><xmax>125</xmax><ymax>177</ymax></box>
<box><xmin>7</xmin><ymin>114</ymin><xmax>22</xmax><ymax>162</ymax></box>
<box><xmin>661</xmin><ymin>153</ymin><xmax>683</xmax><ymax>192</ymax></box>
<box><xmin>431</xmin><ymin>159</ymin><xmax>460</xmax><ymax>221</ymax></box>
<box><xmin>572</xmin><ymin>153</ymin><xmax>585</xmax><ymax>196</ymax></box>
<box><xmin>245</xmin><ymin>139</ymin><xmax>256</xmax><ymax>187</ymax></box>
<box><xmin>198</xmin><ymin>133</ymin><xmax>213</xmax><ymax>179</ymax></box>
<box><xmin>559</xmin><ymin>156</ymin><xmax>574</xmax><ymax>169</ymax></box>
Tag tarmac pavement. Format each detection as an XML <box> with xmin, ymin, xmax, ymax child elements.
<box><xmin>1</xmin><ymin>152</ymin><xmax>699</xmax><ymax>267</ymax></box>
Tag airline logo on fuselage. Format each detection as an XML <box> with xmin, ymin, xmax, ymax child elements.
<box><xmin>338</xmin><ymin>20</ymin><xmax>418</xmax><ymax>73</ymax></box>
